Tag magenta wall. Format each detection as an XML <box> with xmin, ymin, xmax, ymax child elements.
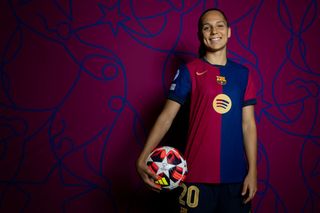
<box><xmin>1</xmin><ymin>0</ymin><xmax>319</xmax><ymax>212</ymax></box>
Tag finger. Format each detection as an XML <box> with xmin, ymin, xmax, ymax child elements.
<box><xmin>142</xmin><ymin>171</ymin><xmax>162</xmax><ymax>190</ymax></box>
<box><xmin>243</xmin><ymin>195</ymin><xmax>251</xmax><ymax>204</ymax></box>
<box><xmin>251</xmin><ymin>189</ymin><xmax>257</xmax><ymax>200</ymax></box>
<box><xmin>243</xmin><ymin>188</ymin><xmax>256</xmax><ymax>204</ymax></box>
<box><xmin>149</xmin><ymin>184</ymin><xmax>162</xmax><ymax>193</ymax></box>
<box><xmin>145</xmin><ymin>177</ymin><xmax>162</xmax><ymax>191</ymax></box>
<box><xmin>241</xmin><ymin>183</ymin><xmax>248</xmax><ymax>196</ymax></box>
<box><xmin>146</xmin><ymin>179</ymin><xmax>161</xmax><ymax>189</ymax></box>
<box><xmin>145</xmin><ymin>167</ymin><xmax>159</xmax><ymax>180</ymax></box>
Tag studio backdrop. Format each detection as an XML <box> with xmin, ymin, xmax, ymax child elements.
<box><xmin>0</xmin><ymin>0</ymin><xmax>319</xmax><ymax>212</ymax></box>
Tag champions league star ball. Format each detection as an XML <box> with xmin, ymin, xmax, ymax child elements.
<box><xmin>146</xmin><ymin>146</ymin><xmax>188</xmax><ymax>190</ymax></box>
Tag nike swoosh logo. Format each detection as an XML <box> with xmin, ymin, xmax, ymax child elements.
<box><xmin>196</xmin><ymin>70</ymin><xmax>208</xmax><ymax>76</ymax></box>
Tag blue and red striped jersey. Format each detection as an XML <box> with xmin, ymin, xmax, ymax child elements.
<box><xmin>168</xmin><ymin>58</ymin><xmax>256</xmax><ymax>183</ymax></box>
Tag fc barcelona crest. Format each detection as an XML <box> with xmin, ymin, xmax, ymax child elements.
<box><xmin>216</xmin><ymin>76</ymin><xmax>227</xmax><ymax>85</ymax></box>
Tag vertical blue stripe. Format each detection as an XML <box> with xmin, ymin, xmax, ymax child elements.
<box><xmin>220</xmin><ymin>61</ymin><xmax>248</xmax><ymax>182</ymax></box>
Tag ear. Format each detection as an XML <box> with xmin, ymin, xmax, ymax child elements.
<box><xmin>228</xmin><ymin>27</ymin><xmax>231</xmax><ymax>38</ymax></box>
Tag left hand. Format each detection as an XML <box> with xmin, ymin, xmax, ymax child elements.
<box><xmin>241</xmin><ymin>172</ymin><xmax>257</xmax><ymax>204</ymax></box>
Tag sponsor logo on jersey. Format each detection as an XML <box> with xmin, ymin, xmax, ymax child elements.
<box><xmin>196</xmin><ymin>70</ymin><xmax>208</xmax><ymax>76</ymax></box>
<box><xmin>212</xmin><ymin>94</ymin><xmax>232</xmax><ymax>114</ymax></box>
<box><xmin>216</xmin><ymin>76</ymin><xmax>227</xmax><ymax>85</ymax></box>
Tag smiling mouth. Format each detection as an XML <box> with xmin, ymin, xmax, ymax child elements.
<box><xmin>210</xmin><ymin>37</ymin><xmax>221</xmax><ymax>41</ymax></box>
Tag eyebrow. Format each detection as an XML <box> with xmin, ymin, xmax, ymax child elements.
<box><xmin>202</xmin><ymin>20</ymin><xmax>226</xmax><ymax>25</ymax></box>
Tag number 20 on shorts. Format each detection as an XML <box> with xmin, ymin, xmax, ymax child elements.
<box><xmin>179</xmin><ymin>183</ymin><xmax>200</xmax><ymax>208</ymax></box>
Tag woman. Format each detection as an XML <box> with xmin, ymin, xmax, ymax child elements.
<box><xmin>136</xmin><ymin>8</ymin><xmax>257</xmax><ymax>213</ymax></box>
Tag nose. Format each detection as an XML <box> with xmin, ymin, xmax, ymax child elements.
<box><xmin>211</xmin><ymin>26</ymin><xmax>217</xmax><ymax>34</ymax></box>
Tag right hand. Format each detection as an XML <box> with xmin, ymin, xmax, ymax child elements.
<box><xmin>136</xmin><ymin>158</ymin><xmax>162</xmax><ymax>192</ymax></box>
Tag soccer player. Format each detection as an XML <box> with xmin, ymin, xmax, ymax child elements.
<box><xmin>136</xmin><ymin>8</ymin><xmax>257</xmax><ymax>212</ymax></box>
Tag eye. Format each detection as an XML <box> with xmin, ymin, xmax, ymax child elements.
<box><xmin>217</xmin><ymin>24</ymin><xmax>225</xmax><ymax>28</ymax></box>
<box><xmin>202</xmin><ymin>26</ymin><xmax>210</xmax><ymax>31</ymax></box>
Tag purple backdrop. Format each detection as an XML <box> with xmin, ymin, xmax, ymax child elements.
<box><xmin>1</xmin><ymin>0</ymin><xmax>319</xmax><ymax>212</ymax></box>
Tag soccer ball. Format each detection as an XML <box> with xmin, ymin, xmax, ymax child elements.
<box><xmin>146</xmin><ymin>146</ymin><xmax>188</xmax><ymax>190</ymax></box>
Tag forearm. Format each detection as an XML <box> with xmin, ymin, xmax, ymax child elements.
<box><xmin>243</xmin><ymin>121</ymin><xmax>257</xmax><ymax>175</ymax></box>
<box><xmin>137</xmin><ymin>100</ymin><xmax>180</xmax><ymax>164</ymax></box>
<box><xmin>138</xmin><ymin>112</ymin><xmax>175</xmax><ymax>162</ymax></box>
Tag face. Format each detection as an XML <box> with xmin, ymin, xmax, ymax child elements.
<box><xmin>200</xmin><ymin>10</ymin><xmax>231</xmax><ymax>53</ymax></box>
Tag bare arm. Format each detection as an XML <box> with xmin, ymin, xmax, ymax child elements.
<box><xmin>136</xmin><ymin>99</ymin><xmax>181</xmax><ymax>190</ymax></box>
<box><xmin>241</xmin><ymin>105</ymin><xmax>258</xmax><ymax>203</ymax></box>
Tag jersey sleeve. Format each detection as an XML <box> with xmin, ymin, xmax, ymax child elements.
<box><xmin>167</xmin><ymin>64</ymin><xmax>191</xmax><ymax>105</ymax></box>
<box><xmin>243</xmin><ymin>69</ymin><xmax>257</xmax><ymax>107</ymax></box>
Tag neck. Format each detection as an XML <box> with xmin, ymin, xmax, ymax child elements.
<box><xmin>204</xmin><ymin>50</ymin><xmax>227</xmax><ymax>65</ymax></box>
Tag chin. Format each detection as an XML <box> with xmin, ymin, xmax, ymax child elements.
<box><xmin>205</xmin><ymin>45</ymin><xmax>227</xmax><ymax>53</ymax></box>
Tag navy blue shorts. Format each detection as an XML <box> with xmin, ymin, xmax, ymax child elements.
<box><xmin>178</xmin><ymin>182</ymin><xmax>251</xmax><ymax>213</ymax></box>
